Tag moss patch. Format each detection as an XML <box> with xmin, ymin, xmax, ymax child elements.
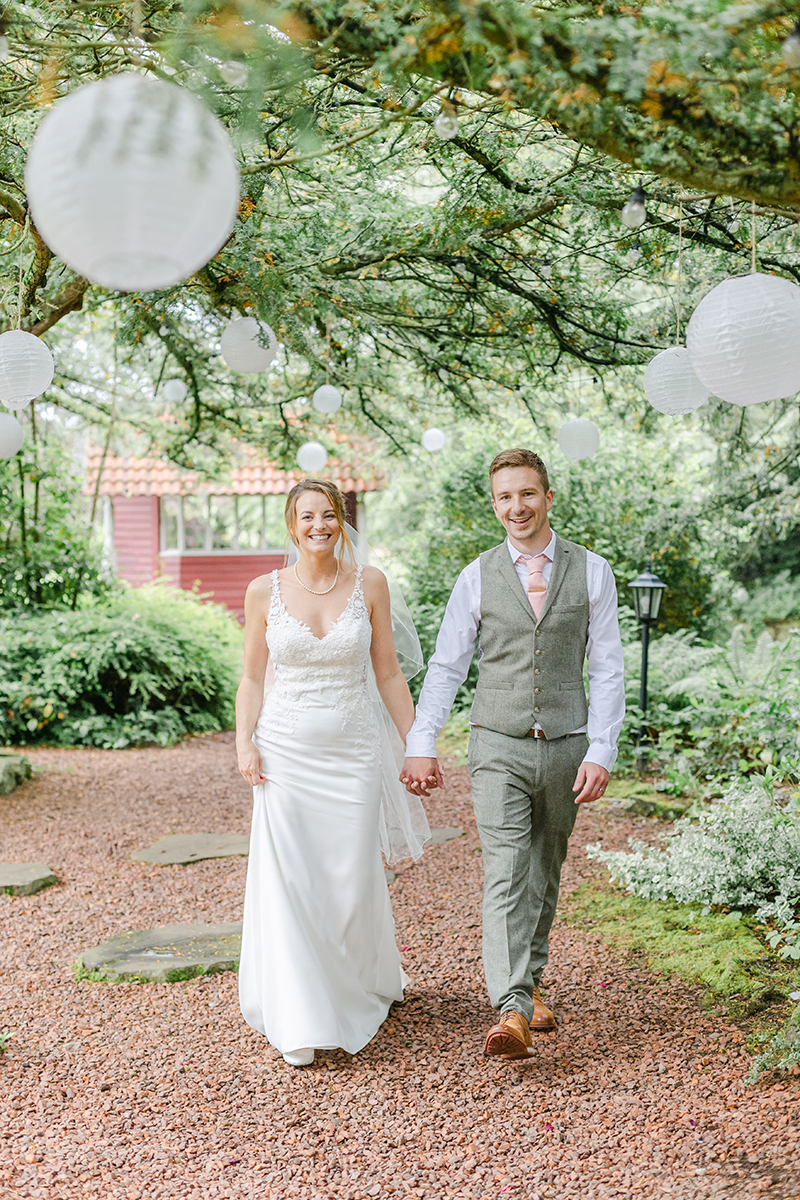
<box><xmin>563</xmin><ymin>881</ymin><xmax>800</xmax><ymax>1019</ymax></box>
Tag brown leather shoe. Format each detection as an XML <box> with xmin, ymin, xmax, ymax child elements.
<box><xmin>530</xmin><ymin>986</ymin><xmax>556</xmax><ymax>1031</ymax></box>
<box><xmin>484</xmin><ymin>1011</ymin><xmax>535</xmax><ymax>1059</ymax></box>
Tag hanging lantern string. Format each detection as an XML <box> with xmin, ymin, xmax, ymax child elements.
<box><xmin>676</xmin><ymin>198</ymin><xmax>683</xmax><ymax>345</ymax></box>
<box><xmin>750</xmin><ymin>201</ymin><xmax>757</xmax><ymax>274</ymax></box>
<box><xmin>325</xmin><ymin>318</ymin><xmax>330</xmax><ymax>386</ymax></box>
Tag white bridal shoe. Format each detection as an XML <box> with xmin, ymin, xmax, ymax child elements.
<box><xmin>282</xmin><ymin>1048</ymin><xmax>314</xmax><ymax>1067</ymax></box>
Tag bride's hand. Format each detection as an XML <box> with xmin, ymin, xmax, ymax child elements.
<box><xmin>237</xmin><ymin>743</ymin><xmax>266</xmax><ymax>787</ymax></box>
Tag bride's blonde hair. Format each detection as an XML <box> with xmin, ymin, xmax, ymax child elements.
<box><xmin>285</xmin><ymin>480</ymin><xmax>356</xmax><ymax>565</ymax></box>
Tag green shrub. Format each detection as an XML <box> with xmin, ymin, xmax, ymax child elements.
<box><xmin>0</xmin><ymin>584</ymin><xmax>243</xmax><ymax>748</ymax></box>
<box><xmin>587</xmin><ymin>783</ymin><xmax>800</xmax><ymax>919</ymax></box>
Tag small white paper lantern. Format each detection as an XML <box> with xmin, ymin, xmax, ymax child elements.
<box><xmin>25</xmin><ymin>74</ymin><xmax>240</xmax><ymax>292</ymax></box>
<box><xmin>558</xmin><ymin>418</ymin><xmax>600</xmax><ymax>460</ymax></box>
<box><xmin>643</xmin><ymin>347</ymin><xmax>710</xmax><ymax>415</ymax></box>
<box><xmin>421</xmin><ymin>428</ymin><xmax>446</xmax><ymax>452</ymax></box>
<box><xmin>0</xmin><ymin>412</ymin><xmax>24</xmax><ymax>458</ymax></box>
<box><xmin>220</xmin><ymin>317</ymin><xmax>278</xmax><ymax>373</ymax></box>
<box><xmin>433</xmin><ymin>110</ymin><xmax>459</xmax><ymax>140</ymax></box>
<box><xmin>296</xmin><ymin>441</ymin><xmax>328</xmax><ymax>473</ymax></box>
<box><xmin>0</xmin><ymin>331</ymin><xmax>54</xmax><ymax>410</ymax></box>
<box><xmin>686</xmin><ymin>273</ymin><xmax>800</xmax><ymax>406</ymax></box>
<box><xmin>162</xmin><ymin>378</ymin><xmax>187</xmax><ymax>403</ymax></box>
<box><xmin>312</xmin><ymin>384</ymin><xmax>342</xmax><ymax>414</ymax></box>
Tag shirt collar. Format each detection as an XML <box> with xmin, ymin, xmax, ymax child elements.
<box><xmin>506</xmin><ymin>529</ymin><xmax>556</xmax><ymax>564</ymax></box>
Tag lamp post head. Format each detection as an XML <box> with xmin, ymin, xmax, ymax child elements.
<box><xmin>628</xmin><ymin>560</ymin><xmax>666</xmax><ymax>623</ymax></box>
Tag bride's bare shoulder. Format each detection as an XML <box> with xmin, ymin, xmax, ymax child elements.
<box><xmin>244</xmin><ymin>572</ymin><xmax>276</xmax><ymax>600</ymax></box>
<box><xmin>360</xmin><ymin>565</ymin><xmax>389</xmax><ymax>596</ymax></box>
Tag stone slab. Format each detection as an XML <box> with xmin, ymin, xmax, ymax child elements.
<box><xmin>0</xmin><ymin>753</ymin><xmax>32</xmax><ymax>796</ymax></box>
<box><xmin>78</xmin><ymin>922</ymin><xmax>243</xmax><ymax>983</ymax></box>
<box><xmin>428</xmin><ymin>827</ymin><xmax>465</xmax><ymax>844</ymax></box>
<box><xmin>0</xmin><ymin>863</ymin><xmax>57</xmax><ymax>896</ymax></box>
<box><xmin>131</xmin><ymin>833</ymin><xmax>250</xmax><ymax>865</ymax></box>
<box><xmin>384</xmin><ymin>868</ymin><xmax>396</xmax><ymax>885</ymax></box>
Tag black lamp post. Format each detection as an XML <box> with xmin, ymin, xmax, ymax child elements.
<box><xmin>628</xmin><ymin>561</ymin><xmax>667</xmax><ymax>773</ymax></box>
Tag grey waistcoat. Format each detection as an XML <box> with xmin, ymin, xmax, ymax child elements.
<box><xmin>470</xmin><ymin>535</ymin><xmax>590</xmax><ymax>739</ymax></box>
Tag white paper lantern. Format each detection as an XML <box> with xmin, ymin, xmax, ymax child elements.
<box><xmin>643</xmin><ymin>347</ymin><xmax>710</xmax><ymax>415</ymax></box>
<box><xmin>558</xmin><ymin>418</ymin><xmax>600</xmax><ymax>460</ymax></box>
<box><xmin>162</xmin><ymin>378</ymin><xmax>187</xmax><ymax>403</ymax></box>
<box><xmin>433</xmin><ymin>110</ymin><xmax>459</xmax><ymax>140</ymax></box>
<box><xmin>686</xmin><ymin>273</ymin><xmax>800</xmax><ymax>406</ymax></box>
<box><xmin>421</xmin><ymin>428</ymin><xmax>446</xmax><ymax>452</ymax></box>
<box><xmin>220</xmin><ymin>317</ymin><xmax>278</xmax><ymax>373</ymax></box>
<box><xmin>0</xmin><ymin>412</ymin><xmax>24</xmax><ymax>458</ymax></box>
<box><xmin>312</xmin><ymin>384</ymin><xmax>342</xmax><ymax>414</ymax></box>
<box><xmin>25</xmin><ymin>74</ymin><xmax>240</xmax><ymax>292</ymax></box>
<box><xmin>296</xmin><ymin>441</ymin><xmax>328</xmax><ymax>473</ymax></box>
<box><xmin>0</xmin><ymin>331</ymin><xmax>54</xmax><ymax>410</ymax></box>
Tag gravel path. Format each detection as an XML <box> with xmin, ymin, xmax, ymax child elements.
<box><xmin>1</xmin><ymin>733</ymin><xmax>797</xmax><ymax>1200</ymax></box>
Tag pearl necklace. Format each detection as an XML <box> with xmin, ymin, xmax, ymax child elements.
<box><xmin>294</xmin><ymin>562</ymin><xmax>340</xmax><ymax>595</ymax></box>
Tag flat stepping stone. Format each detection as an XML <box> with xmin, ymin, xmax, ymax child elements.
<box><xmin>131</xmin><ymin>833</ymin><xmax>249</xmax><ymax>865</ymax></box>
<box><xmin>384</xmin><ymin>868</ymin><xmax>396</xmax><ymax>884</ymax></box>
<box><xmin>0</xmin><ymin>863</ymin><xmax>57</xmax><ymax>896</ymax></box>
<box><xmin>428</xmin><ymin>827</ymin><xmax>464</xmax><ymax>844</ymax></box>
<box><xmin>78</xmin><ymin>922</ymin><xmax>242</xmax><ymax>983</ymax></box>
<box><xmin>0</xmin><ymin>752</ymin><xmax>32</xmax><ymax>796</ymax></box>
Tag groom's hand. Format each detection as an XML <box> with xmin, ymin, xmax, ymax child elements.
<box><xmin>573</xmin><ymin>761</ymin><xmax>609</xmax><ymax>804</ymax></box>
<box><xmin>400</xmin><ymin>757</ymin><xmax>444</xmax><ymax>797</ymax></box>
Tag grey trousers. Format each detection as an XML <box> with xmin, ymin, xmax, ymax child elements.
<box><xmin>468</xmin><ymin>725</ymin><xmax>589</xmax><ymax>1022</ymax></box>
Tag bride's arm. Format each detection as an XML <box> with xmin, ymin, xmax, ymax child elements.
<box><xmin>365</xmin><ymin>567</ymin><xmax>415</xmax><ymax>744</ymax></box>
<box><xmin>235</xmin><ymin>577</ymin><xmax>271</xmax><ymax>786</ymax></box>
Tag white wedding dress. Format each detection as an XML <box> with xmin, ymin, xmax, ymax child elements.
<box><xmin>238</xmin><ymin>565</ymin><xmax>407</xmax><ymax>1057</ymax></box>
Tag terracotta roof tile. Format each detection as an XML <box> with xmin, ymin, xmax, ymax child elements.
<box><xmin>84</xmin><ymin>440</ymin><xmax>386</xmax><ymax>498</ymax></box>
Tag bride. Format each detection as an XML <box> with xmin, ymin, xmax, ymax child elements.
<box><xmin>235</xmin><ymin>479</ymin><xmax>428</xmax><ymax>1066</ymax></box>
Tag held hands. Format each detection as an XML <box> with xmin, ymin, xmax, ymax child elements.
<box><xmin>400</xmin><ymin>756</ymin><xmax>444</xmax><ymax>797</ymax></box>
<box><xmin>573</xmin><ymin>761</ymin><xmax>609</xmax><ymax>804</ymax></box>
<box><xmin>237</xmin><ymin>742</ymin><xmax>266</xmax><ymax>787</ymax></box>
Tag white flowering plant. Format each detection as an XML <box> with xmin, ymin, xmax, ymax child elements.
<box><xmin>586</xmin><ymin>783</ymin><xmax>800</xmax><ymax>919</ymax></box>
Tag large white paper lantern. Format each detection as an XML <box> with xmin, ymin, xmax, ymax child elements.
<box><xmin>643</xmin><ymin>346</ymin><xmax>710</xmax><ymax>415</ymax></box>
<box><xmin>558</xmin><ymin>418</ymin><xmax>599</xmax><ymax>460</ymax></box>
<box><xmin>296</xmin><ymin>441</ymin><xmax>328</xmax><ymax>473</ymax></box>
<box><xmin>25</xmin><ymin>74</ymin><xmax>240</xmax><ymax>292</ymax></box>
<box><xmin>0</xmin><ymin>331</ymin><xmax>54</xmax><ymax>410</ymax></box>
<box><xmin>686</xmin><ymin>273</ymin><xmax>800</xmax><ymax>406</ymax></box>
<box><xmin>0</xmin><ymin>412</ymin><xmax>24</xmax><ymax>458</ymax></box>
<box><xmin>220</xmin><ymin>317</ymin><xmax>278</xmax><ymax>373</ymax></box>
<box><xmin>421</xmin><ymin>428</ymin><xmax>445</xmax><ymax>452</ymax></box>
<box><xmin>162</xmin><ymin>378</ymin><xmax>187</xmax><ymax>403</ymax></box>
<box><xmin>312</xmin><ymin>384</ymin><xmax>342</xmax><ymax>414</ymax></box>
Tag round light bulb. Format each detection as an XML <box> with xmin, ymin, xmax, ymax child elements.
<box><xmin>296</xmin><ymin>441</ymin><xmax>328</xmax><ymax>473</ymax></box>
<box><xmin>162</xmin><ymin>378</ymin><xmax>187</xmax><ymax>403</ymax></box>
<box><xmin>433</xmin><ymin>110</ymin><xmax>459</xmax><ymax>140</ymax></box>
<box><xmin>0</xmin><ymin>412</ymin><xmax>24</xmax><ymax>458</ymax></box>
<box><xmin>312</xmin><ymin>384</ymin><xmax>342</xmax><ymax>414</ymax></box>
<box><xmin>0</xmin><ymin>36</ymin><xmax>9</xmax><ymax>61</ymax></box>
<box><xmin>621</xmin><ymin>200</ymin><xmax>646</xmax><ymax>229</ymax></box>
<box><xmin>421</xmin><ymin>428</ymin><xmax>446</xmax><ymax>452</ymax></box>
<box><xmin>219</xmin><ymin>60</ymin><xmax>249</xmax><ymax>87</ymax></box>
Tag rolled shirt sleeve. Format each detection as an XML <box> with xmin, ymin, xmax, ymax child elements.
<box><xmin>583</xmin><ymin>553</ymin><xmax>626</xmax><ymax>772</ymax></box>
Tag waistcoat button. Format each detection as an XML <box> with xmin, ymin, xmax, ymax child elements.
<box><xmin>534</xmin><ymin>668</ymin><xmax>540</xmax><ymax>674</ymax></box>
<box><xmin>535</xmin><ymin>630</ymin><xmax>542</xmax><ymax>637</ymax></box>
<box><xmin>534</xmin><ymin>706</ymin><xmax>540</xmax><ymax>713</ymax></box>
<box><xmin>535</xmin><ymin>687</ymin><xmax>540</xmax><ymax>693</ymax></box>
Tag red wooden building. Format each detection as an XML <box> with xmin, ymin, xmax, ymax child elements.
<box><xmin>84</xmin><ymin>443</ymin><xmax>386</xmax><ymax>619</ymax></box>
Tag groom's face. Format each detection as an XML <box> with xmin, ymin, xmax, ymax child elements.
<box><xmin>491</xmin><ymin>466</ymin><xmax>553</xmax><ymax>548</ymax></box>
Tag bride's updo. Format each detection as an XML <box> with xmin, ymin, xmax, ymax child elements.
<box><xmin>285</xmin><ymin>479</ymin><xmax>356</xmax><ymax>563</ymax></box>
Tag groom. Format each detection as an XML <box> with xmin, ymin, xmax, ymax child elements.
<box><xmin>401</xmin><ymin>448</ymin><xmax>625</xmax><ymax>1059</ymax></box>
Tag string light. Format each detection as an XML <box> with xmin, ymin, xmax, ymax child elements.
<box><xmin>433</xmin><ymin>104</ymin><xmax>459</xmax><ymax>140</ymax></box>
<box><xmin>782</xmin><ymin>21</ymin><xmax>800</xmax><ymax>68</ymax></box>
<box><xmin>621</xmin><ymin>184</ymin><xmax>647</xmax><ymax>229</ymax></box>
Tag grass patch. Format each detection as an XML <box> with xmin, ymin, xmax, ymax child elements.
<box><xmin>563</xmin><ymin>880</ymin><xmax>800</xmax><ymax>1019</ymax></box>
<box><xmin>72</xmin><ymin>960</ymin><xmax>238</xmax><ymax>984</ymax></box>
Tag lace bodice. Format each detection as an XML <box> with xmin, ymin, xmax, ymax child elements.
<box><xmin>255</xmin><ymin>565</ymin><xmax>378</xmax><ymax>747</ymax></box>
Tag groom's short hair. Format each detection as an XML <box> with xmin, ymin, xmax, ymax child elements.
<box><xmin>489</xmin><ymin>448</ymin><xmax>550</xmax><ymax>493</ymax></box>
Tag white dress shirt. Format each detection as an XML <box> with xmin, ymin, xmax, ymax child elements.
<box><xmin>405</xmin><ymin>530</ymin><xmax>625</xmax><ymax>772</ymax></box>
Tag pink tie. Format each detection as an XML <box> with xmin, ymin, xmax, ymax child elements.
<box><xmin>525</xmin><ymin>554</ymin><xmax>548</xmax><ymax>618</ymax></box>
